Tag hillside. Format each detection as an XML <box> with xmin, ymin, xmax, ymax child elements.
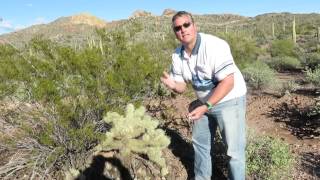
<box><xmin>1</xmin><ymin>11</ymin><xmax>319</xmax><ymax>49</ymax></box>
<box><xmin>0</xmin><ymin>13</ymin><xmax>110</xmax><ymax>48</ymax></box>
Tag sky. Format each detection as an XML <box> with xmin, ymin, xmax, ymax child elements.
<box><xmin>0</xmin><ymin>0</ymin><xmax>319</xmax><ymax>35</ymax></box>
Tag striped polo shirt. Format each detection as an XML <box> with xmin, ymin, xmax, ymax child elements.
<box><xmin>170</xmin><ymin>33</ymin><xmax>247</xmax><ymax>103</ymax></box>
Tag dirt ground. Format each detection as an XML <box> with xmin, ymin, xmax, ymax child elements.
<box><xmin>153</xmin><ymin>87</ymin><xmax>320</xmax><ymax>180</ymax></box>
<box><xmin>246</xmin><ymin>91</ymin><xmax>319</xmax><ymax>179</ymax></box>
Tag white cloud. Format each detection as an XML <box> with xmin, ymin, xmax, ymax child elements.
<box><xmin>0</xmin><ymin>20</ymin><xmax>16</xmax><ymax>34</ymax></box>
<box><xmin>0</xmin><ymin>20</ymin><xmax>14</xmax><ymax>29</ymax></box>
<box><xmin>0</xmin><ymin>17</ymin><xmax>49</xmax><ymax>35</ymax></box>
<box><xmin>0</xmin><ymin>19</ymin><xmax>27</xmax><ymax>34</ymax></box>
<box><xmin>26</xmin><ymin>3</ymin><xmax>33</xmax><ymax>7</ymax></box>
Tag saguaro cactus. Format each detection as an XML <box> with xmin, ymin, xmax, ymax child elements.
<box><xmin>272</xmin><ymin>22</ymin><xmax>275</xmax><ymax>38</ymax></box>
<box><xmin>292</xmin><ymin>17</ymin><xmax>296</xmax><ymax>44</ymax></box>
<box><xmin>99</xmin><ymin>38</ymin><xmax>104</xmax><ymax>55</ymax></box>
<box><xmin>283</xmin><ymin>22</ymin><xmax>286</xmax><ymax>32</ymax></box>
<box><xmin>317</xmin><ymin>27</ymin><xmax>320</xmax><ymax>43</ymax></box>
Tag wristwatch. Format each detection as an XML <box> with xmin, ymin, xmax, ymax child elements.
<box><xmin>205</xmin><ymin>101</ymin><xmax>213</xmax><ymax>110</ymax></box>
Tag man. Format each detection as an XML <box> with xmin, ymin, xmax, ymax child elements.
<box><xmin>161</xmin><ymin>11</ymin><xmax>247</xmax><ymax>180</ymax></box>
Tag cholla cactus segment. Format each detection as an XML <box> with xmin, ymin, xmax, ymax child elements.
<box><xmin>65</xmin><ymin>168</ymin><xmax>81</xmax><ymax>180</ymax></box>
<box><xmin>98</xmin><ymin>103</ymin><xmax>170</xmax><ymax>175</ymax></box>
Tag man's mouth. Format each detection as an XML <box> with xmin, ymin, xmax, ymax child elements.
<box><xmin>182</xmin><ymin>34</ymin><xmax>189</xmax><ymax>38</ymax></box>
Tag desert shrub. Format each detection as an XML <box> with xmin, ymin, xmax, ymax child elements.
<box><xmin>0</xmin><ymin>29</ymin><xmax>165</xmax><ymax>178</ymax></box>
<box><xmin>0</xmin><ymin>45</ymin><xmax>28</xmax><ymax>98</ymax></box>
<box><xmin>307</xmin><ymin>97</ymin><xmax>320</xmax><ymax>118</ymax></box>
<box><xmin>270</xmin><ymin>39</ymin><xmax>296</xmax><ymax>58</ymax></box>
<box><xmin>0</xmin><ymin>44</ymin><xmax>19</xmax><ymax>57</ymax></box>
<box><xmin>278</xmin><ymin>80</ymin><xmax>299</xmax><ymax>95</ymax></box>
<box><xmin>246</xmin><ymin>130</ymin><xmax>295</xmax><ymax>179</ymax></box>
<box><xmin>305</xmin><ymin>52</ymin><xmax>320</xmax><ymax>69</ymax></box>
<box><xmin>305</xmin><ymin>65</ymin><xmax>320</xmax><ymax>86</ymax></box>
<box><xmin>297</xmin><ymin>23</ymin><xmax>315</xmax><ymax>35</ymax></box>
<box><xmin>267</xmin><ymin>56</ymin><xmax>301</xmax><ymax>71</ymax></box>
<box><xmin>242</xmin><ymin>61</ymin><xmax>277</xmax><ymax>90</ymax></box>
<box><xmin>218</xmin><ymin>33</ymin><xmax>260</xmax><ymax>69</ymax></box>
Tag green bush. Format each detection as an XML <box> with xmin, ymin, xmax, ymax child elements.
<box><xmin>270</xmin><ymin>39</ymin><xmax>296</xmax><ymax>57</ymax></box>
<box><xmin>0</xmin><ymin>29</ymin><xmax>165</xmax><ymax>178</ymax></box>
<box><xmin>246</xmin><ymin>131</ymin><xmax>295</xmax><ymax>179</ymax></box>
<box><xmin>218</xmin><ymin>33</ymin><xmax>260</xmax><ymax>69</ymax></box>
<box><xmin>267</xmin><ymin>56</ymin><xmax>301</xmax><ymax>71</ymax></box>
<box><xmin>306</xmin><ymin>65</ymin><xmax>320</xmax><ymax>86</ymax></box>
<box><xmin>305</xmin><ymin>52</ymin><xmax>320</xmax><ymax>69</ymax></box>
<box><xmin>278</xmin><ymin>80</ymin><xmax>299</xmax><ymax>95</ymax></box>
<box><xmin>307</xmin><ymin>97</ymin><xmax>320</xmax><ymax>118</ymax></box>
<box><xmin>242</xmin><ymin>61</ymin><xmax>277</xmax><ymax>90</ymax></box>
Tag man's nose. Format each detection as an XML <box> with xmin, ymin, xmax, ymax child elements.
<box><xmin>181</xmin><ymin>27</ymin><xmax>187</xmax><ymax>33</ymax></box>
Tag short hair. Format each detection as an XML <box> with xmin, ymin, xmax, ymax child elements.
<box><xmin>171</xmin><ymin>11</ymin><xmax>194</xmax><ymax>24</ymax></box>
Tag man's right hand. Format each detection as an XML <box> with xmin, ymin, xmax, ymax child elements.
<box><xmin>160</xmin><ymin>71</ymin><xmax>176</xmax><ymax>90</ymax></box>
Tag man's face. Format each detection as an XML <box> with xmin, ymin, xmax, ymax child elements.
<box><xmin>172</xmin><ymin>15</ymin><xmax>197</xmax><ymax>45</ymax></box>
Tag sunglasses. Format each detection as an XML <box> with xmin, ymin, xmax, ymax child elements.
<box><xmin>173</xmin><ymin>22</ymin><xmax>192</xmax><ymax>32</ymax></box>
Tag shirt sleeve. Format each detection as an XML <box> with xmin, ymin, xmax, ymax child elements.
<box><xmin>211</xmin><ymin>40</ymin><xmax>236</xmax><ymax>81</ymax></box>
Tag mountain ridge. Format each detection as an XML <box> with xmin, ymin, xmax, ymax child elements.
<box><xmin>0</xmin><ymin>10</ymin><xmax>319</xmax><ymax>48</ymax></box>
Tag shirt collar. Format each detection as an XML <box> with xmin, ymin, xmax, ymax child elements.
<box><xmin>180</xmin><ymin>33</ymin><xmax>201</xmax><ymax>57</ymax></box>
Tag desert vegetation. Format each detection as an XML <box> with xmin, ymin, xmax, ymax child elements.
<box><xmin>0</xmin><ymin>12</ymin><xmax>319</xmax><ymax>179</ymax></box>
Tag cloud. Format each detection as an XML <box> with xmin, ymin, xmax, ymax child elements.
<box><xmin>0</xmin><ymin>20</ymin><xmax>16</xmax><ymax>34</ymax></box>
<box><xmin>0</xmin><ymin>20</ymin><xmax>15</xmax><ymax>30</ymax></box>
<box><xmin>0</xmin><ymin>19</ymin><xmax>26</xmax><ymax>34</ymax></box>
<box><xmin>26</xmin><ymin>3</ymin><xmax>33</xmax><ymax>7</ymax></box>
<box><xmin>0</xmin><ymin>17</ymin><xmax>48</xmax><ymax>35</ymax></box>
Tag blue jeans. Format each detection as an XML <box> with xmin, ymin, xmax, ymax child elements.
<box><xmin>191</xmin><ymin>96</ymin><xmax>246</xmax><ymax>180</ymax></box>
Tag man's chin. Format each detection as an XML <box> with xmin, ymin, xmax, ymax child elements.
<box><xmin>181</xmin><ymin>39</ymin><xmax>191</xmax><ymax>45</ymax></box>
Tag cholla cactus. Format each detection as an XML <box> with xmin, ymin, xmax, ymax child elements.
<box><xmin>96</xmin><ymin>104</ymin><xmax>170</xmax><ymax>176</ymax></box>
<box><xmin>65</xmin><ymin>168</ymin><xmax>83</xmax><ymax>180</ymax></box>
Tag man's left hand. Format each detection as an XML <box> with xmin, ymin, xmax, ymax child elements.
<box><xmin>188</xmin><ymin>105</ymin><xmax>208</xmax><ymax>121</ymax></box>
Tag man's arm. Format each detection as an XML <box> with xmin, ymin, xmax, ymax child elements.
<box><xmin>160</xmin><ymin>71</ymin><xmax>187</xmax><ymax>93</ymax></box>
<box><xmin>188</xmin><ymin>73</ymin><xmax>234</xmax><ymax>120</ymax></box>
<box><xmin>206</xmin><ymin>73</ymin><xmax>234</xmax><ymax>106</ymax></box>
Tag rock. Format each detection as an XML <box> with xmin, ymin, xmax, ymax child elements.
<box><xmin>130</xmin><ymin>10</ymin><xmax>154</xmax><ymax>19</ymax></box>
<box><xmin>162</xmin><ymin>9</ymin><xmax>176</xmax><ymax>17</ymax></box>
